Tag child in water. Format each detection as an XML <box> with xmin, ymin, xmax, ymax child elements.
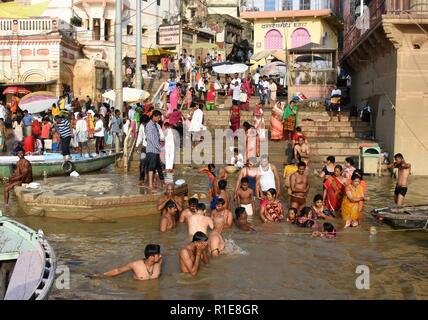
<box><xmin>311</xmin><ymin>194</ymin><xmax>335</xmax><ymax>220</ymax></box>
<box><xmin>286</xmin><ymin>207</ymin><xmax>298</xmax><ymax>224</ymax></box>
<box><xmin>296</xmin><ymin>206</ymin><xmax>318</xmax><ymax>229</ymax></box>
<box><xmin>199</xmin><ymin>164</ymin><xmax>228</xmax><ymax>209</ymax></box>
<box><xmin>312</xmin><ymin>222</ymin><xmax>337</xmax><ymax>239</ymax></box>
<box><xmin>235</xmin><ymin>207</ymin><xmax>255</xmax><ymax>231</ymax></box>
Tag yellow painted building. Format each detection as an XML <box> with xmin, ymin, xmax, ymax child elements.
<box><xmin>241</xmin><ymin>4</ymin><xmax>343</xmax><ymax>99</ymax></box>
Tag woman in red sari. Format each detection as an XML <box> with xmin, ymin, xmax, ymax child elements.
<box><xmin>240</xmin><ymin>75</ymin><xmax>254</xmax><ymax>111</ymax></box>
<box><xmin>323</xmin><ymin>165</ymin><xmax>346</xmax><ymax>213</ymax></box>
<box><xmin>260</xmin><ymin>188</ymin><xmax>284</xmax><ymax>223</ymax></box>
<box><xmin>229</xmin><ymin>102</ymin><xmax>241</xmax><ymax>132</ymax></box>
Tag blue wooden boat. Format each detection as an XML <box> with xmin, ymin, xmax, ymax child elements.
<box><xmin>0</xmin><ymin>212</ymin><xmax>56</xmax><ymax>300</ymax></box>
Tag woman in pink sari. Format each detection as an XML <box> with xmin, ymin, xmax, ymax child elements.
<box><xmin>323</xmin><ymin>165</ymin><xmax>346</xmax><ymax>213</ymax></box>
<box><xmin>240</xmin><ymin>75</ymin><xmax>253</xmax><ymax>111</ymax></box>
<box><xmin>270</xmin><ymin>101</ymin><xmax>284</xmax><ymax>141</ymax></box>
<box><xmin>243</xmin><ymin>121</ymin><xmax>259</xmax><ymax>163</ymax></box>
<box><xmin>168</xmin><ymin>85</ymin><xmax>180</xmax><ymax>115</ymax></box>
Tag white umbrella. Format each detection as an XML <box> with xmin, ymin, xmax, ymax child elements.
<box><xmin>213</xmin><ymin>63</ymin><xmax>248</xmax><ymax>74</ymax></box>
<box><xmin>18</xmin><ymin>91</ymin><xmax>57</xmax><ymax>114</ymax></box>
<box><xmin>102</xmin><ymin>88</ymin><xmax>150</xmax><ymax>103</ymax></box>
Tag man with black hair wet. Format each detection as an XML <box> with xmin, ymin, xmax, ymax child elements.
<box><xmin>235</xmin><ymin>207</ymin><xmax>256</xmax><ymax>231</ymax></box>
<box><xmin>160</xmin><ymin>200</ymin><xmax>178</xmax><ymax>232</ymax></box>
<box><xmin>387</xmin><ymin>153</ymin><xmax>411</xmax><ymax>207</ymax></box>
<box><xmin>102</xmin><ymin>244</ymin><xmax>163</xmax><ymax>280</ymax></box>
<box><xmin>211</xmin><ymin>198</ymin><xmax>233</xmax><ymax>229</ymax></box>
<box><xmin>179</xmin><ymin>197</ymin><xmax>199</xmax><ymax>224</ymax></box>
<box><xmin>179</xmin><ymin>231</ymin><xmax>209</xmax><ymax>276</ymax></box>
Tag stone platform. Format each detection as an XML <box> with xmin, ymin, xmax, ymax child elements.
<box><xmin>14</xmin><ymin>174</ymin><xmax>188</xmax><ymax>220</ymax></box>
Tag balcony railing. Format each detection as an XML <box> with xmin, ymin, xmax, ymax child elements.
<box><xmin>343</xmin><ymin>0</ymin><xmax>428</xmax><ymax>56</ymax></box>
<box><xmin>0</xmin><ymin>18</ymin><xmax>59</xmax><ymax>36</ymax></box>
<box><xmin>241</xmin><ymin>0</ymin><xmax>341</xmax><ymax>15</ymax></box>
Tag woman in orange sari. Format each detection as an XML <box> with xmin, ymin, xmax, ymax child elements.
<box><xmin>270</xmin><ymin>101</ymin><xmax>284</xmax><ymax>141</ymax></box>
<box><xmin>240</xmin><ymin>76</ymin><xmax>253</xmax><ymax>111</ymax></box>
<box><xmin>341</xmin><ymin>172</ymin><xmax>369</xmax><ymax>228</ymax></box>
<box><xmin>323</xmin><ymin>165</ymin><xmax>346</xmax><ymax>213</ymax></box>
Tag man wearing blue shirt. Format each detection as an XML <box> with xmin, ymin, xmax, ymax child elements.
<box><xmin>22</xmin><ymin>110</ymin><xmax>33</xmax><ymax>137</ymax></box>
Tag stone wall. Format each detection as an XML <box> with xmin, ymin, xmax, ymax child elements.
<box><xmin>395</xmin><ymin>24</ymin><xmax>428</xmax><ymax>175</ymax></box>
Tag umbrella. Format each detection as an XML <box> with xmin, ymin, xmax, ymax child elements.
<box><xmin>212</xmin><ymin>62</ymin><xmax>248</xmax><ymax>74</ymax></box>
<box><xmin>2</xmin><ymin>86</ymin><xmax>30</xmax><ymax>95</ymax></box>
<box><xmin>251</xmin><ymin>50</ymin><xmax>286</xmax><ymax>62</ymax></box>
<box><xmin>260</xmin><ymin>61</ymin><xmax>287</xmax><ymax>77</ymax></box>
<box><xmin>295</xmin><ymin>54</ymin><xmax>325</xmax><ymax>63</ymax></box>
<box><xmin>102</xmin><ymin>88</ymin><xmax>150</xmax><ymax>103</ymax></box>
<box><xmin>189</xmin><ymin>43</ymin><xmax>219</xmax><ymax>50</ymax></box>
<box><xmin>18</xmin><ymin>91</ymin><xmax>57</xmax><ymax>114</ymax></box>
<box><xmin>142</xmin><ymin>48</ymin><xmax>176</xmax><ymax>56</ymax></box>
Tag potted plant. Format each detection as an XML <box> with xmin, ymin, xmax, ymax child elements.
<box><xmin>70</xmin><ymin>16</ymin><xmax>82</xmax><ymax>27</ymax></box>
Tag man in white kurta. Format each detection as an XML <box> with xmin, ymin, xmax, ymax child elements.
<box><xmin>189</xmin><ymin>105</ymin><xmax>204</xmax><ymax>142</ymax></box>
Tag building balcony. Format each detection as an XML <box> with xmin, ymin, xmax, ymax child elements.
<box><xmin>0</xmin><ymin>17</ymin><xmax>59</xmax><ymax>37</ymax></box>
<box><xmin>343</xmin><ymin>0</ymin><xmax>428</xmax><ymax>56</ymax></box>
<box><xmin>240</xmin><ymin>0</ymin><xmax>342</xmax><ymax>19</ymax></box>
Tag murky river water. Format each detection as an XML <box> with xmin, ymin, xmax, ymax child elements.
<box><xmin>2</xmin><ymin>166</ymin><xmax>428</xmax><ymax>299</ymax></box>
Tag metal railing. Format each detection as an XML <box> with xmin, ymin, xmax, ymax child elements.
<box><xmin>242</xmin><ymin>0</ymin><xmax>341</xmax><ymax>15</ymax></box>
<box><xmin>343</xmin><ymin>0</ymin><xmax>428</xmax><ymax>55</ymax></box>
<box><xmin>0</xmin><ymin>18</ymin><xmax>58</xmax><ymax>36</ymax></box>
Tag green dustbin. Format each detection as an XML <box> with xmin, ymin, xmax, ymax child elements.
<box><xmin>361</xmin><ymin>146</ymin><xmax>381</xmax><ymax>175</ymax></box>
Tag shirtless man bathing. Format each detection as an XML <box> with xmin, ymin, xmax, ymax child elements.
<box><xmin>100</xmin><ymin>244</ymin><xmax>163</xmax><ymax>280</ymax></box>
<box><xmin>4</xmin><ymin>149</ymin><xmax>33</xmax><ymax>206</ymax></box>
<box><xmin>211</xmin><ymin>198</ymin><xmax>233</xmax><ymax>229</ymax></box>
<box><xmin>157</xmin><ymin>183</ymin><xmax>183</xmax><ymax>215</ymax></box>
<box><xmin>187</xmin><ymin>203</ymin><xmax>214</xmax><ymax>237</ymax></box>
<box><xmin>159</xmin><ymin>200</ymin><xmax>178</xmax><ymax>232</ymax></box>
<box><xmin>179</xmin><ymin>231</ymin><xmax>209</xmax><ymax>276</ymax></box>
<box><xmin>208</xmin><ymin>216</ymin><xmax>226</xmax><ymax>257</ymax></box>
<box><xmin>290</xmin><ymin>162</ymin><xmax>310</xmax><ymax>212</ymax></box>
<box><xmin>179</xmin><ymin>197</ymin><xmax>198</xmax><ymax>224</ymax></box>
<box><xmin>387</xmin><ymin>153</ymin><xmax>411</xmax><ymax>207</ymax></box>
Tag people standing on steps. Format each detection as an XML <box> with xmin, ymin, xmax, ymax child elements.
<box><xmin>329</xmin><ymin>85</ymin><xmax>342</xmax><ymax>122</ymax></box>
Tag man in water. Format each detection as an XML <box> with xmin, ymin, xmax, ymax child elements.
<box><xmin>4</xmin><ymin>149</ymin><xmax>33</xmax><ymax>206</ymax></box>
<box><xmin>294</xmin><ymin>136</ymin><xmax>310</xmax><ymax>165</ymax></box>
<box><xmin>236</xmin><ymin>177</ymin><xmax>255</xmax><ymax>217</ymax></box>
<box><xmin>159</xmin><ymin>200</ymin><xmax>178</xmax><ymax>232</ymax></box>
<box><xmin>179</xmin><ymin>231</ymin><xmax>209</xmax><ymax>276</ymax></box>
<box><xmin>211</xmin><ymin>198</ymin><xmax>233</xmax><ymax>229</ymax></box>
<box><xmin>290</xmin><ymin>162</ymin><xmax>310</xmax><ymax>211</ymax></box>
<box><xmin>256</xmin><ymin>154</ymin><xmax>281</xmax><ymax>200</ymax></box>
<box><xmin>102</xmin><ymin>244</ymin><xmax>162</xmax><ymax>280</ymax></box>
<box><xmin>387</xmin><ymin>153</ymin><xmax>411</xmax><ymax>207</ymax></box>
<box><xmin>235</xmin><ymin>207</ymin><xmax>256</xmax><ymax>231</ymax></box>
<box><xmin>208</xmin><ymin>216</ymin><xmax>226</xmax><ymax>257</ymax></box>
<box><xmin>157</xmin><ymin>183</ymin><xmax>183</xmax><ymax>215</ymax></box>
<box><xmin>187</xmin><ymin>203</ymin><xmax>214</xmax><ymax>237</ymax></box>
<box><xmin>179</xmin><ymin>197</ymin><xmax>198</xmax><ymax>224</ymax></box>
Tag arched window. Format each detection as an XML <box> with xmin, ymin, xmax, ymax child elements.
<box><xmin>291</xmin><ymin>28</ymin><xmax>311</xmax><ymax>48</ymax></box>
<box><xmin>264</xmin><ymin>29</ymin><xmax>283</xmax><ymax>50</ymax></box>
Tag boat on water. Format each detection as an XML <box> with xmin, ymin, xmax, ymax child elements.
<box><xmin>0</xmin><ymin>212</ymin><xmax>56</xmax><ymax>300</ymax></box>
<box><xmin>372</xmin><ymin>205</ymin><xmax>428</xmax><ymax>229</ymax></box>
<box><xmin>0</xmin><ymin>152</ymin><xmax>122</xmax><ymax>179</ymax></box>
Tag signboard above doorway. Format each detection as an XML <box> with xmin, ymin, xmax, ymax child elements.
<box><xmin>158</xmin><ymin>25</ymin><xmax>180</xmax><ymax>45</ymax></box>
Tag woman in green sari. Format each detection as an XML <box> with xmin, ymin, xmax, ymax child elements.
<box><xmin>281</xmin><ymin>98</ymin><xmax>299</xmax><ymax>141</ymax></box>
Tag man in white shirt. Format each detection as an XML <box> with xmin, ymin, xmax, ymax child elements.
<box><xmin>94</xmin><ymin>114</ymin><xmax>105</xmax><ymax>156</ymax></box>
<box><xmin>128</xmin><ymin>105</ymin><xmax>136</xmax><ymax>122</ymax></box>
<box><xmin>185</xmin><ymin>55</ymin><xmax>192</xmax><ymax>83</ymax></box>
<box><xmin>230</xmin><ymin>78</ymin><xmax>241</xmax><ymax>106</ymax></box>
<box><xmin>189</xmin><ymin>104</ymin><xmax>204</xmax><ymax>143</ymax></box>
<box><xmin>252</xmin><ymin>72</ymin><xmax>261</xmax><ymax>97</ymax></box>
<box><xmin>232</xmin><ymin>73</ymin><xmax>242</xmax><ymax>86</ymax></box>
<box><xmin>75</xmin><ymin>113</ymin><xmax>92</xmax><ymax>157</ymax></box>
<box><xmin>261</xmin><ymin>76</ymin><xmax>270</xmax><ymax>106</ymax></box>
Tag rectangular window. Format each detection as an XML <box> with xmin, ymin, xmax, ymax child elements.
<box><xmin>264</xmin><ymin>0</ymin><xmax>276</xmax><ymax>11</ymax></box>
<box><xmin>157</xmin><ymin>0</ymin><xmax>160</xmax><ymax>5</ymax></box>
<box><xmin>93</xmin><ymin>18</ymin><xmax>100</xmax><ymax>40</ymax></box>
<box><xmin>282</xmin><ymin>0</ymin><xmax>292</xmax><ymax>10</ymax></box>
<box><xmin>299</xmin><ymin>0</ymin><xmax>310</xmax><ymax>10</ymax></box>
<box><xmin>127</xmin><ymin>25</ymin><xmax>134</xmax><ymax>36</ymax></box>
<box><xmin>104</xmin><ymin>19</ymin><xmax>111</xmax><ymax>41</ymax></box>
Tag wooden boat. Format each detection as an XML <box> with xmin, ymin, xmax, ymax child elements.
<box><xmin>0</xmin><ymin>212</ymin><xmax>56</xmax><ymax>300</ymax></box>
<box><xmin>0</xmin><ymin>152</ymin><xmax>122</xmax><ymax>179</ymax></box>
<box><xmin>372</xmin><ymin>204</ymin><xmax>428</xmax><ymax>229</ymax></box>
